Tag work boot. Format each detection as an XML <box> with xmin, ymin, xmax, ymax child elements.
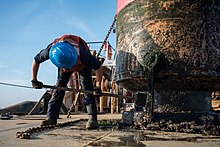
<box><xmin>86</xmin><ymin>104</ymin><xmax>99</xmax><ymax>129</ymax></box>
<box><xmin>40</xmin><ymin>118</ymin><xmax>57</xmax><ymax>126</ymax></box>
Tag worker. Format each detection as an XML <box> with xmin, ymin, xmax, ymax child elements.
<box><xmin>31</xmin><ymin>34</ymin><xmax>104</xmax><ymax>129</ymax></box>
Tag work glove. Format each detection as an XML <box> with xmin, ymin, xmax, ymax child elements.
<box><xmin>98</xmin><ymin>57</ymin><xmax>105</xmax><ymax>65</ymax></box>
<box><xmin>31</xmin><ymin>79</ymin><xmax>43</xmax><ymax>89</ymax></box>
<box><xmin>93</xmin><ymin>86</ymin><xmax>102</xmax><ymax>97</ymax></box>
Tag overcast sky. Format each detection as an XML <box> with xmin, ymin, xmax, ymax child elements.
<box><xmin>0</xmin><ymin>0</ymin><xmax>116</xmax><ymax>108</ymax></box>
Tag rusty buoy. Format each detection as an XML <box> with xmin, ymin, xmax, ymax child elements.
<box><xmin>115</xmin><ymin>0</ymin><xmax>220</xmax><ymax>112</ymax></box>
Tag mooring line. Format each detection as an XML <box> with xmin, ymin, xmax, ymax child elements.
<box><xmin>84</xmin><ymin>131</ymin><xmax>113</xmax><ymax>147</ymax></box>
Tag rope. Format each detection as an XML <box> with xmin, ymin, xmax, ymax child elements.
<box><xmin>85</xmin><ymin>131</ymin><xmax>113</xmax><ymax>146</ymax></box>
<box><xmin>97</xmin><ymin>14</ymin><xmax>117</xmax><ymax>57</ymax></box>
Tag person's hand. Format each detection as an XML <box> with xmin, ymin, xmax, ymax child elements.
<box><xmin>99</xmin><ymin>57</ymin><xmax>105</xmax><ymax>65</ymax></box>
<box><xmin>93</xmin><ymin>86</ymin><xmax>102</xmax><ymax>97</ymax></box>
<box><xmin>31</xmin><ymin>79</ymin><xmax>43</xmax><ymax>89</ymax></box>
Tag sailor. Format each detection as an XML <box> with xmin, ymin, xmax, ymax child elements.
<box><xmin>31</xmin><ymin>34</ymin><xmax>104</xmax><ymax>129</ymax></box>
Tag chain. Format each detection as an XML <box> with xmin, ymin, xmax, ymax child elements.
<box><xmin>16</xmin><ymin>119</ymin><xmax>86</xmax><ymax>139</ymax></box>
<box><xmin>97</xmin><ymin>14</ymin><xmax>117</xmax><ymax>57</ymax></box>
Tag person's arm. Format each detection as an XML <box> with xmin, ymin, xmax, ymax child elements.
<box><xmin>95</xmin><ymin>66</ymin><xmax>103</xmax><ymax>88</ymax></box>
<box><xmin>80</xmin><ymin>43</ymin><xmax>104</xmax><ymax>69</ymax></box>
<box><xmin>80</xmin><ymin>45</ymin><xmax>104</xmax><ymax>86</ymax></box>
<box><xmin>31</xmin><ymin>60</ymin><xmax>44</xmax><ymax>88</ymax></box>
<box><xmin>31</xmin><ymin>44</ymin><xmax>51</xmax><ymax>88</ymax></box>
<box><xmin>32</xmin><ymin>60</ymin><xmax>40</xmax><ymax>81</ymax></box>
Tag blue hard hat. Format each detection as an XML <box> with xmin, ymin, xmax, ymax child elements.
<box><xmin>49</xmin><ymin>42</ymin><xmax>78</xmax><ymax>68</ymax></box>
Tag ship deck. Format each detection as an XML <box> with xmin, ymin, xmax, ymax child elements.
<box><xmin>1</xmin><ymin>113</ymin><xmax>220</xmax><ymax>147</ymax></box>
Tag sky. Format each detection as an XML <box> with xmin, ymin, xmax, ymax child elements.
<box><xmin>0</xmin><ymin>0</ymin><xmax>117</xmax><ymax>108</ymax></box>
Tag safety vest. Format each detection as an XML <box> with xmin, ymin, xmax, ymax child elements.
<box><xmin>52</xmin><ymin>34</ymin><xmax>89</xmax><ymax>72</ymax></box>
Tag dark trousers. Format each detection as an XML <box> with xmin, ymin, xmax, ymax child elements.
<box><xmin>47</xmin><ymin>67</ymin><xmax>95</xmax><ymax>119</ymax></box>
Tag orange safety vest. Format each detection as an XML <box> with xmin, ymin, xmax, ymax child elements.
<box><xmin>52</xmin><ymin>34</ymin><xmax>88</xmax><ymax>72</ymax></box>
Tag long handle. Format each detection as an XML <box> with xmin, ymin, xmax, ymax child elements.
<box><xmin>42</xmin><ymin>84</ymin><xmax>133</xmax><ymax>99</ymax></box>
